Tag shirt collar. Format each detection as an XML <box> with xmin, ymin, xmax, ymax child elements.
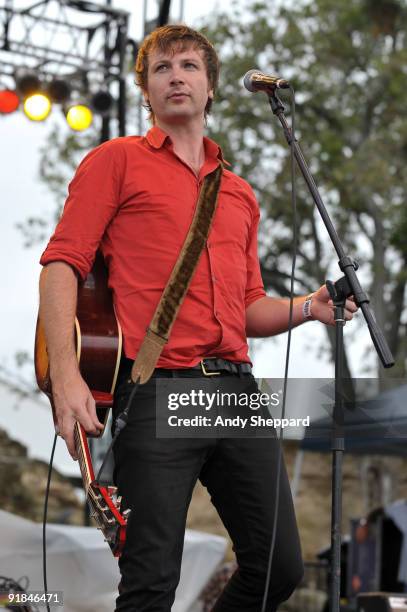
<box><xmin>145</xmin><ymin>126</ymin><xmax>230</xmax><ymax>166</ymax></box>
<box><xmin>203</xmin><ymin>135</ymin><xmax>230</xmax><ymax>166</ymax></box>
<box><xmin>145</xmin><ymin>126</ymin><xmax>170</xmax><ymax>149</ymax></box>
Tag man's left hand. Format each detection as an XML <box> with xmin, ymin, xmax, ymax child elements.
<box><xmin>310</xmin><ymin>285</ymin><xmax>359</xmax><ymax>326</ymax></box>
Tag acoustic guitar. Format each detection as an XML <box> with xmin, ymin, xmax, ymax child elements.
<box><xmin>35</xmin><ymin>250</ymin><xmax>122</xmax><ymax>425</ymax></box>
<box><xmin>34</xmin><ymin>251</ymin><xmax>129</xmax><ymax>556</ymax></box>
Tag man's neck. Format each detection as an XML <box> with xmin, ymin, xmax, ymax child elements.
<box><xmin>155</xmin><ymin>119</ymin><xmax>206</xmax><ymax>176</ymax></box>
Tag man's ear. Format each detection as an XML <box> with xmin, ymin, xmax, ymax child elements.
<box><xmin>208</xmin><ymin>87</ymin><xmax>214</xmax><ymax>100</ymax></box>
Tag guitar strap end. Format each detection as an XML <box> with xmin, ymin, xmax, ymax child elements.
<box><xmin>131</xmin><ymin>329</ymin><xmax>167</xmax><ymax>384</ymax></box>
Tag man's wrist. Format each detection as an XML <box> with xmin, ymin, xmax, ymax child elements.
<box><xmin>302</xmin><ymin>293</ymin><xmax>314</xmax><ymax>321</ymax></box>
<box><xmin>49</xmin><ymin>356</ymin><xmax>79</xmax><ymax>382</ymax></box>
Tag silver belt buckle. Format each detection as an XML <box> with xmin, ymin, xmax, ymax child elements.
<box><xmin>200</xmin><ymin>359</ymin><xmax>221</xmax><ymax>376</ymax></box>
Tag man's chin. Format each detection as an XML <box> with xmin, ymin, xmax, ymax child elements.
<box><xmin>160</xmin><ymin>110</ymin><xmax>202</xmax><ymax>125</ymax></box>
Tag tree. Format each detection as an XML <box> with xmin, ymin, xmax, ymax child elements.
<box><xmin>201</xmin><ymin>0</ymin><xmax>407</xmax><ymax>381</ymax></box>
<box><xmin>17</xmin><ymin>127</ymin><xmax>99</xmax><ymax>248</ymax></box>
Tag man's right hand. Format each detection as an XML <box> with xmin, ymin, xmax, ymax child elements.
<box><xmin>51</xmin><ymin>367</ymin><xmax>105</xmax><ymax>460</ymax></box>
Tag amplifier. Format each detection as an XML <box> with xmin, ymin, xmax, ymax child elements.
<box><xmin>357</xmin><ymin>593</ymin><xmax>407</xmax><ymax>611</ymax></box>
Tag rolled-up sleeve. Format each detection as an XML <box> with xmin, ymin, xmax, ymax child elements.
<box><xmin>40</xmin><ymin>140</ymin><xmax>125</xmax><ymax>279</ymax></box>
<box><xmin>245</xmin><ymin>201</ymin><xmax>266</xmax><ymax>308</ymax></box>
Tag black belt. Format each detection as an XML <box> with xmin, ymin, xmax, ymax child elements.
<box><xmin>119</xmin><ymin>357</ymin><xmax>252</xmax><ymax>381</ymax></box>
<box><xmin>191</xmin><ymin>358</ymin><xmax>252</xmax><ymax>376</ymax></box>
<box><xmin>154</xmin><ymin>358</ymin><xmax>252</xmax><ymax>377</ymax></box>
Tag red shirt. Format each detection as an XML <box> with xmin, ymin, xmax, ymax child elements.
<box><xmin>40</xmin><ymin>127</ymin><xmax>266</xmax><ymax>367</ymax></box>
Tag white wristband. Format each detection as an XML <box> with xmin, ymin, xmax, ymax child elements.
<box><xmin>303</xmin><ymin>293</ymin><xmax>314</xmax><ymax>321</ymax></box>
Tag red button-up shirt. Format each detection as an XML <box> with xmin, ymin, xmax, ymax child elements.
<box><xmin>40</xmin><ymin>127</ymin><xmax>266</xmax><ymax>367</ymax></box>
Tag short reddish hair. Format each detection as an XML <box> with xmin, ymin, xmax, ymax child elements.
<box><xmin>135</xmin><ymin>24</ymin><xmax>220</xmax><ymax>122</ymax></box>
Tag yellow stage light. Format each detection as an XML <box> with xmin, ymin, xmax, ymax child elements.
<box><xmin>23</xmin><ymin>93</ymin><xmax>51</xmax><ymax>121</ymax></box>
<box><xmin>66</xmin><ymin>104</ymin><xmax>93</xmax><ymax>131</ymax></box>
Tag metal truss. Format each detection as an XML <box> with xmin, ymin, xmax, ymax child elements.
<box><xmin>0</xmin><ymin>0</ymin><xmax>129</xmax><ymax>91</ymax></box>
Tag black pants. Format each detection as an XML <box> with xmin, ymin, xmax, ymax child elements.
<box><xmin>112</xmin><ymin>367</ymin><xmax>303</xmax><ymax>612</ymax></box>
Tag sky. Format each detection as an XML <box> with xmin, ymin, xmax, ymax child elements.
<box><xmin>0</xmin><ymin>0</ymin><xmax>372</xmax><ymax>475</ymax></box>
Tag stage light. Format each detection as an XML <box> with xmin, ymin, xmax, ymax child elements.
<box><xmin>91</xmin><ymin>90</ymin><xmax>114</xmax><ymax>115</ymax></box>
<box><xmin>66</xmin><ymin>103</ymin><xmax>93</xmax><ymax>130</ymax></box>
<box><xmin>15</xmin><ymin>72</ymin><xmax>41</xmax><ymax>97</ymax></box>
<box><xmin>0</xmin><ymin>89</ymin><xmax>20</xmax><ymax>114</ymax></box>
<box><xmin>23</xmin><ymin>93</ymin><xmax>52</xmax><ymax>121</ymax></box>
<box><xmin>47</xmin><ymin>79</ymin><xmax>71</xmax><ymax>103</ymax></box>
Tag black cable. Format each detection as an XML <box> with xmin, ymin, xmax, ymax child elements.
<box><xmin>0</xmin><ymin>575</ymin><xmax>37</xmax><ymax>611</ymax></box>
<box><xmin>42</xmin><ymin>432</ymin><xmax>58</xmax><ymax>612</ymax></box>
<box><xmin>261</xmin><ymin>86</ymin><xmax>298</xmax><ymax>612</ymax></box>
<box><xmin>95</xmin><ymin>378</ymin><xmax>139</xmax><ymax>484</ymax></box>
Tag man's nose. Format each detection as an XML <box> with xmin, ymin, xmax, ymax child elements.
<box><xmin>170</xmin><ymin>67</ymin><xmax>185</xmax><ymax>85</ymax></box>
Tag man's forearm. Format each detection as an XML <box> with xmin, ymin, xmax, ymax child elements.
<box><xmin>246</xmin><ymin>286</ymin><xmax>358</xmax><ymax>337</ymax></box>
<box><xmin>245</xmin><ymin>295</ymin><xmax>308</xmax><ymax>337</ymax></box>
<box><xmin>38</xmin><ymin>261</ymin><xmax>104</xmax><ymax>457</ymax></box>
<box><xmin>39</xmin><ymin>261</ymin><xmax>79</xmax><ymax>377</ymax></box>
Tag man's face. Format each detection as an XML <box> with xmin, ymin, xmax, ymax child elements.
<box><xmin>144</xmin><ymin>44</ymin><xmax>213</xmax><ymax>126</ymax></box>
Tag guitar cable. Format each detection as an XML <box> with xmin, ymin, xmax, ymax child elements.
<box><xmin>261</xmin><ymin>86</ymin><xmax>299</xmax><ymax>612</ymax></box>
<box><xmin>95</xmin><ymin>379</ymin><xmax>140</xmax><ymax>485</ymax></box>
<box><xmin>42</xmin><ymin>432</ymin><xmax>58</xmax><ymax>612</ymax></box>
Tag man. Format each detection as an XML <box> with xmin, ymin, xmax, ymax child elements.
<box><xmin>39</xmin><ymin>25</ymin><xmax>357</xmax><ymax>611</ymax></box>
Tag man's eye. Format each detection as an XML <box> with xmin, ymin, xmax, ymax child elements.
<box><xmin>156</xmin><ymin>64</ymin><xmax>167</xmax><ymax>71</ymax></box>
<box><xmin>185</xmin><ymin>62</ymin><xmax>197</xmax><ymax>69</ymax></box>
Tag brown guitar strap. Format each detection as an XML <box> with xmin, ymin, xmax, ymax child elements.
<box><xmin>131</xmin><ymin>163</ymin><xmax>223</xmax><ymax>384</ymax></box>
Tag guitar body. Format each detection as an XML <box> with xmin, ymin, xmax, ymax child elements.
<box><xmin>35</xmin><ymin>251</ymin><xmax>123</xmax><ymax>433</ymax></box>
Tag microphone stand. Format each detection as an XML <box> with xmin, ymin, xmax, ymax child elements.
<box><xmin>266</xmin><ymin>89</ymin><xmax>394</xmax><ymax>612</ymax></box>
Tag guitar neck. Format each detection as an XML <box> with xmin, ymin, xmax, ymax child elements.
<box><xmin>74</xmin><ymin>422</ymin><xmax>94</xmax><ymax>491</ymax></box>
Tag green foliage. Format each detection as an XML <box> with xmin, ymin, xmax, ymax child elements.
<box><xmin>17</xmin><ymin>123</ymin><xmax>99</xmax><ymax>246</ymax></box>
<box><xmin>39</xmin><ymin>127</ymin><xmax>98</xmax><ymax>209</ymax></box>
<box><xmin>20</xmin><ymin>86</ymin><xmax>143</xmax><ymax>247</ymax></box>
<box><xmin>202</xmin><ymin>0</ymin><xmax>407</xmax><ymax>375</ymax></box>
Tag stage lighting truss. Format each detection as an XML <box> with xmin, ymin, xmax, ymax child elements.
<box><xmin>0</xmin><ymin>0</ymin><xmax>129</xmax><ymax>129</ymax></box>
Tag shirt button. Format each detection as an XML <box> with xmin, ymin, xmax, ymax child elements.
<box><xmin>212</xmin><ymin>275</ymin><xmax>216</xmax><ymax>282</ymax></box>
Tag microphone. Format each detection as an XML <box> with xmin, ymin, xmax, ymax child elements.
<box><xmin>243</xmin><ymin>69</ymin><xmax>289</xmax><ymax>93</ymax></box>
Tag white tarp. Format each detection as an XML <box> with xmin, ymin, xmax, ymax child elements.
<box><xmin>0</xmin><ymin>510</ymin><xmax>227</xmax><ymax>612</ymax></box>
